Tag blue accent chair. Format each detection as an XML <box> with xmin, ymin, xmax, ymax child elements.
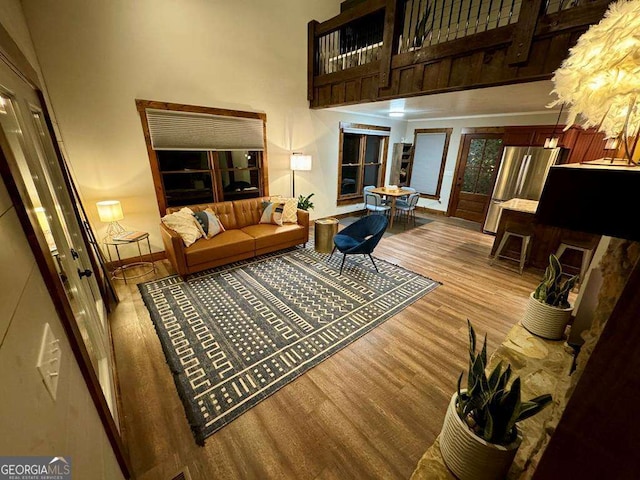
<box><xmin>331</xmin><ymin>215</ymin><xmax>388</xmax><ymax>275</ymax></box>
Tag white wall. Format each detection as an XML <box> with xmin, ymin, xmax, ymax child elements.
<box><xmin>20</xmin><ymin>0</ymin><xmax>410</xmax><ymax>255</ymax></box>
<box><xmin>404</xmin><ymin>111</ymin><xmax>567</xmax><ymax>212</ymax></box>
<box><xmin>0</xmin><ymin>4</ymin><xmax>124</xmax><ymax>478</ymax></box>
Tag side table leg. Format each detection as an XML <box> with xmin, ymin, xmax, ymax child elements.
<box><xmin>115</xmin><ymin>244</ymin><xmax>126</xmax><ymax>284</ymax></box>
<box><xmin>146</xmin><ymin>236</ymin><xmax>156</xmax><ymax>276</ymax></box>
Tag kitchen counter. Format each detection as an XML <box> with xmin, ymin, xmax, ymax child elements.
<box><xmin>500</xmin><ymin>198</ymin><xmax>538</xmax><ymax>214</ymax></box>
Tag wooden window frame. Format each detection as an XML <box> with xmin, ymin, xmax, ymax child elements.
<box><xmin>135</xmin><ymin>99</ymin><xmax>269</xmax><ymax>215</ymax></box>
<box><xmin>409</xmin><ymin>127</ymin><xmax>453</xmax><ymax>200</ymax></box>
<box><xmin>337</xmin><ymin>122</ymin><xmax>390</xmax><ymax>206</ymax></box>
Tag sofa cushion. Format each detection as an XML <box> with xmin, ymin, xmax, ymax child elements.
<box><xmin>233</xmin><ymin>197</ymin><xmax>268</xmax><ymax>228</ymax></box>
<box><xmin>241</xmin><ymin>224</ymin><xmax>305</xmax><ymax>250</ymax></box>
<box><xmin>185</xmin><ymin>229</ymin><xmax>255</xmax><ymax>266</ymax></box>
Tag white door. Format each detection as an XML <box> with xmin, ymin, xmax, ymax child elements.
<box><xmin>0</xmin><ymin>60</ymin><xmax>119</xmax><ymax>423</ymax></box>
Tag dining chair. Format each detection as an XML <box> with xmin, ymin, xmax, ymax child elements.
<box><xmin>364</xmin><ymin>192</ymin><xmax>391</xmax><ymax>216</ymax></box>
<box><xmin>395</xmin><ymin>193</ymin><xmax>420</xmax><ymax>228</ymax></box>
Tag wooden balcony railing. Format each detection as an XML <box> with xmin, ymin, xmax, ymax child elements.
<box><xmin>308</xmin><ymin>0</ymin><xmax>611</xmax><ymax>108</ymax></box>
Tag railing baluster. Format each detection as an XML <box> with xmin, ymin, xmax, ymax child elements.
<box><xmin>475</xmin><ymin>0</ymin><xmax>484</xmax><ymax>33</ymax></box>
<box><xmin>485</xmin><ymin>0</ymin><xmax>494</xmax><ymax>31</ymax></box>
<box><xmin>427</xmin><ymin>0</ymin><xmax>436</xmax><ymax>46</ymax></box>
<box><xmin>509</xmin><ymin>0</ymin><xmax>517</xmax><ymax>24</ymax></box>
<box><xmin>445</xmin><ymin>0</ymin><xmax>456</xmax><ymax>42</ymax></box>
<box><xmin>437</xmin><ymin>0</ymin><xmax>446</xmax><ymax>44</ymax></box>
<box><xmin>454</xmin><ymin>0</ymin><xmax>463</xmax><ymax>40</ymax></box>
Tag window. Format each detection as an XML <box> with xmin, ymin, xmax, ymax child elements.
<box><xmin>136</xmin><ymin>100</ymin><xmax>268</xmax><ymax>213</ymax></box>
<box><xmin>337</xmin><ymin>122</ymin><xmax>390</xmax><ymax>204</ymax></box>
<box><xmin>408</xmin><ymin>128</ymin><xmax>452</xmax><ymax>199</ymax></box>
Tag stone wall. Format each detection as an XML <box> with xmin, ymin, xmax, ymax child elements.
<box><xmin>410</xmin><ymin>239</ymin><xmax>640</xmax><ymax>480</ymax></box>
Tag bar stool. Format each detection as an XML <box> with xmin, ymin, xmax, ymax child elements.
<box><xmin>555</xmin><ymin>238</ymin><xmax>594</xmax><ymax>285</ymax></box>
<box><xmin>491</xmin><ymin>223</ymin><xmax>533</xmax><ymax>274</ymax></box>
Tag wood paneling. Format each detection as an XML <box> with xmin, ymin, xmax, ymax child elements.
<box><xmin>111</xmin><ymin>217</ymin><xmax>544</xmax><ymax>480</ymax></box>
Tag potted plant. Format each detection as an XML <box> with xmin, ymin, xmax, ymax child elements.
<box><xmin>440</xmin><ymin>321</ymin><xmax>552</xmax><ymax>480</ymax></box>
<box><xmin>297</xmin><ymin>193</ymin><xmax>315</xmax><ymax>211</ymax></box>
<box><xmin>522</xmin><ymin>254</ymin><xmax>578</xmax><ymax>340</ymax></box>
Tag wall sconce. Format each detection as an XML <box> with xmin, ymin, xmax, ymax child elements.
<box><xmin>290</xmin><ymin>153</ymin><xmax>312</xmax><ymax>198</ymax></box>
<box><xmin>549</xmin><ymin>0</ymin><xmax>640</xmax><ymax>165</ymax></box>
<box><xmin>96</xmin><ymin>200</ymin><xmax>125</xmax><ymax>239</ymax></box>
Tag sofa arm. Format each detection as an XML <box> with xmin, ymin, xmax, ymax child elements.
<box><xmin>296</xmin><ymin>209</ymin><xmax>310</xmax><ymax>243</ymax></box>
<box><xmin>296</xmin><ymin>209</ymin><xmax>309</xmax><ymax>228</ymax></box>
<box><xmin>160</xmin><ymin>223</ymin><xmax>188</xmax><ymax>277</ymax></box>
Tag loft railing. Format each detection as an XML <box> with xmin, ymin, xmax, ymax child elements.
<box><xmin>544</xmin><ymin>0</ymin><xmax>598</xmax><ymax>14</ymax></box>
<box><xmin>316</xmin><ymin>9</ymin><xmax>385</xmax><ymax>75</ymax></box>
<box><xmin>308</xmin><ymin>0</ymin><xmax>611</xmax><ymax>106</ymax></box>
<box><xmin>398</xmin><ymin>0</ymin><xmax>522</xmax><ymax>54</ymax></box>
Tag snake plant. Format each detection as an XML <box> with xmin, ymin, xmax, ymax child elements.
<box><xmin>533</xmin><ymin>254</ymin><xmax>578</xmax><ymax>309</ymax></box>
<box><xmin>456</xmin><ymin>321</ymin><xmax>552</xmax><ymax>445</ymax></box>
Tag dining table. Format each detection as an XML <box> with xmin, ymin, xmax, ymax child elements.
<box><xmin>371</xmin><ymin>186</ymin><xmax>413</xmax><ymax>228</ymax></box>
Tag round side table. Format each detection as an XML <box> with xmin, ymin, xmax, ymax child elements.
<box><xmin>104</xmin><ymin>232</ymin><xmax>156</xmax><ymax>283</ymax></box>
<box><xmin>315</xmin><ymin>218</ymin><xmax>339</xmax><ymax>253</ymax></box>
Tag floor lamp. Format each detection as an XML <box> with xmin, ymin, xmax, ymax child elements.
<box><xmin>290</xmin><ymin>153</ymin><xmax>312</xmax><ymax>198</ymax></box>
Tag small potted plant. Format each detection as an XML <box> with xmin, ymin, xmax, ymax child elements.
<box><xmin>297</xmin><ymin>193</ymin><xmax>315</xmax><ymax>211</ymax></box>
<box><xmin>522</xmin><ymin>254</ymin><xmax>578</xmax><ymax>340</ymax></box>
<box><xmin>440</xmin><ymin>321</ymin><xmax>552</xmax><ymax>480</ymax></box>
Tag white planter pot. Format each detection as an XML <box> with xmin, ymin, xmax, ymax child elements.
<box><xmin>440</xmin><ymin>392</ymin><xmax>521</xmax><ymax>480</ymax></box>
<box><xmin>522</xmin><ymin>292</ymin><xmax>573</xmax><ymax>340</ymax></box>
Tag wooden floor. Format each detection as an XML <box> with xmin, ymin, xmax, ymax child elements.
<box><xmin>109</xmin><ymin>215</ymin><xmax>541</xmax><ymax>480</ymax></box>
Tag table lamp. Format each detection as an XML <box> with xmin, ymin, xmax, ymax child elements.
<box><xmin>290</xmin><ymin>153</ymin><xmax>312</xmax><ymax>198</ymax></box>
<box><xmin>549</xmin><ymin>0</ymin><xmax>640</xmax><ymax>164</ymax></box>
<box><xmin>97</xmin><ymin>200</ymin><xmax>125</xmax><ymax>238</ymax></box>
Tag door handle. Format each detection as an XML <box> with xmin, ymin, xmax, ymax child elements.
<box><xmin>77</xmin><ymin>268</ymin><xmax>93</xmax><ymax>279</ymax></box>
<box><xmin>71</xmin><ymin>248</ymin><xmax>79</xmax><ymax>260</ymax></box>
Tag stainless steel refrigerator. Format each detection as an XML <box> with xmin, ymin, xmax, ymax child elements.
<box><xmin>483</xmin><ymin>146</ymin><xmax>563</xmax><ymax>233</ymax></box>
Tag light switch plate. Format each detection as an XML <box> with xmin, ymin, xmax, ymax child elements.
<box><xmin>36</xmin><ymin>323</ymin><xmax>62</xmax><ymax>401</ymax></box>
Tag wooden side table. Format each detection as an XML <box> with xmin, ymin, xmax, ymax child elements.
<box><xmin>104</xmin><ymin>232</ymin><xmax>156</xmax><ymax>283</ymax></box>
<box><xmin>315</xmin><ymin>218</ymin><xmax>339</xmax><ymax>253</ymax></box>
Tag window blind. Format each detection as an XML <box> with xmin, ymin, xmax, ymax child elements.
<box><xmin>146</xmin><ymin>109</ymin><xmax>265</xmax><ymax>151</ymax></box>
<box><xmin>341</xmin><ymin>126</ymin><xmax>390</xmax><ymax>137</ymax></box>
<box><xmin>410</xmin><ymin>132</ymin><xmax>448</xmax><ymax>196</ymax></box>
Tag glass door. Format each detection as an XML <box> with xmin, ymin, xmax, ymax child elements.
<box><xmin>0</xmin><ymin>60</ymin><xmax>118</xmax><ymax>423</ymax></box>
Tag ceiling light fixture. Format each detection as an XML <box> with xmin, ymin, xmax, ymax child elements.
<box><xmin>389</xmin><ymin>112</ymin><xmax>405</xmax><ymax>118</ymax></box>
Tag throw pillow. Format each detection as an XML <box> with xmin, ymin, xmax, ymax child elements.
<box><xmin>192</xmin><ymin>211</ymin><xmax>209</xmax><ymax>237</ymax></box>
<box><xmin>259</xmin><ymin>201</ymin><xmax>284</xmax><ymax>226</ymax></box>
<box><xmin>161</xmin><ymin>207</ymin><xmax>202</xmax><ymax>247</ymax></box>
<box><xmin>193</xmin><ymin>210</ymin><xmax>225</xmax><ymax>238</ymax></box>
<box><xmin>271</xmin><ymin>196</ymin><xmax>298</xmax><ymax>224</ymax></box>
<box><xmin>204</xmin><ymin>208</ymin><xmax>226</xmax><ymax>233</ymax></box>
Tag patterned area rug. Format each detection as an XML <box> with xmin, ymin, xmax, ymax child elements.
<box><xmin>139</xmin><ymin>247</ymin><xmax>439</xmax><ymax>444</ymax></box>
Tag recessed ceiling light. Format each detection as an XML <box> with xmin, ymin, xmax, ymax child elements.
<box><xmin>389</xmin><ymin>112</ymin><xmax>405</xmax><ymax>118</ymax></box>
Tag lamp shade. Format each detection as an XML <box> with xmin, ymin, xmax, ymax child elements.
<box><xmin>96</xmin><ymin>200</ymin><xmax>124</xmax><ymax>222</ymax></box>
<box><xmin>290</xmin><ymin>154</ymin><xmax>312</xmax><ymax>171</ymax></box>
<box><xmin>550</xmin><ymin>0</ymin><xmax>640</xmax><ymax>139</ymax></box>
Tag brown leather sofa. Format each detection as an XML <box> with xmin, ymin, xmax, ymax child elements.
<box><xmin>160</xmin><ymin>197</ymin><xmax>309</xmax><ymax>278</ymax></box>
